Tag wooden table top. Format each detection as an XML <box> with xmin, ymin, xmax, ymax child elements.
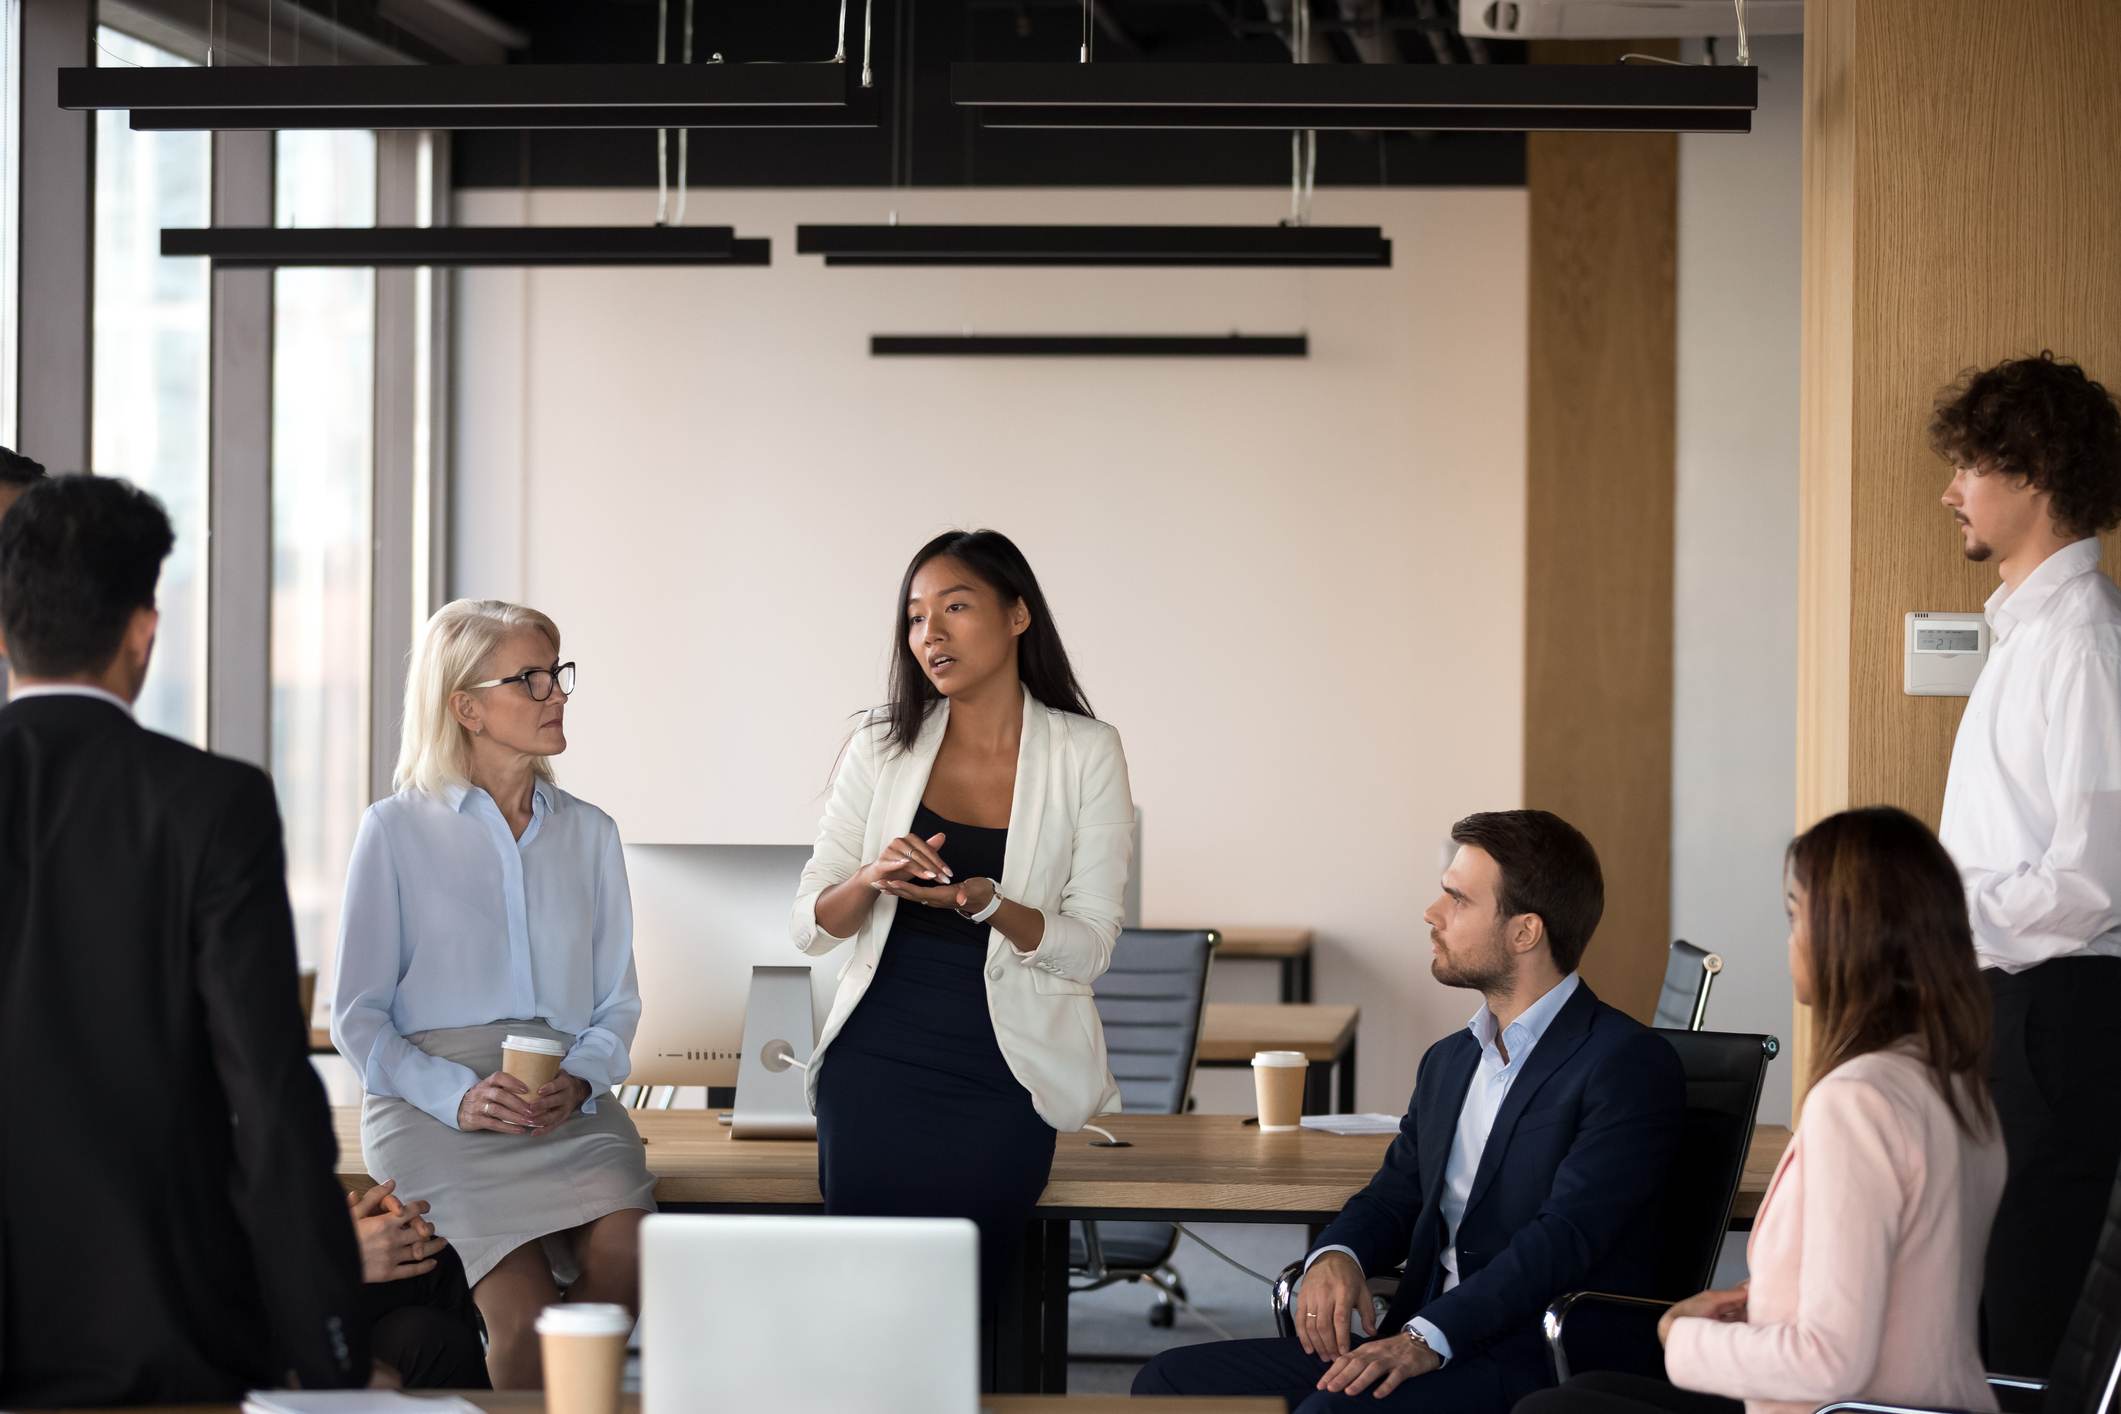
<box><xmin>1208</xmin><ymin>927</ymin><xmax>1315</xmax><ymax>959</ymax></box>
<box><xmin>1196</xmin><ymin>1003</ymin><xmax>1360</xmax><ymax>1063</ymax></box>
<box><xmin>98</xmin><ymin>1397</ymin><xmax>1275</xmax><ymax>1414</ymax></box>
<box><xmin>334</xmin><ymin>1107</ymin><xmax>1790</xmax><ymax>1225</ymax></box>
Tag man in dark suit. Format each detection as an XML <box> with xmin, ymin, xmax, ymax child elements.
<box><xmin>1135</xmin><ymin>809</ymin><xmax>1685</xmax><ymax>1413</ymax></box>
<box><xmin>0</xmin><ymin>475</ymin><xmax>371</xmax><ymax>1404</ymax></box>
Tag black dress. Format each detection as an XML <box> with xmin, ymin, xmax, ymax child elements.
<box><xmin>814</xmin><ymin>802</ymin><xmax>1059</xmax><ymax>1324</ymax></box>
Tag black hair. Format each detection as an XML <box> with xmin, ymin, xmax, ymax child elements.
<box><xmin>0</xmin><ymin>475</ymin><xmax>174</xmax><ymax>677</ymax></box>
<box><xmin>883</xmin><ymin>529</ymin><xmax>1093</xmax><ymax>754</ymax></box>
<box><xmin>1928</xmin><ymin>352</ymin><xmax>2121</xmax><ymax>539</ymax></box>
<box><xmin>1449</xmin><ymin>809</ymin><xmax>1606</xmax><ymax>974</ymax></box>
<box><xmin>0</xmin><ymin>445</ymin><xmax>47</xmax><ymax>489</ymax></box>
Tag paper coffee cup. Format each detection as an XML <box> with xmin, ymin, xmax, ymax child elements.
<box><xmin>503</xmin><ymin>1034</ymin><xmax>567</xmax><ymax>1093</ymax></box>
<box><xmin>537</xmin><ymin>1303</ymin><xmax>630</xmax><ymax>1414</ymax></box>
<box><xmin>1251</xmin><ymin>1050</ymin><xmax>1310</xmax><ymax>1132</ymax></box>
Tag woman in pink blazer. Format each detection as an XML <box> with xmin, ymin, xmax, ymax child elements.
<box><xmin>1519</xmin><ymin>806</ymin><xmax>2006</xmax><ymax>1414</ymax></box>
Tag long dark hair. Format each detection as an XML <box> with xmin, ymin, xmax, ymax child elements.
<box><xmin>1788</xmin><ymin>807</ymin><xmax>1995</xmax><ymax>1138</ymax></box>
<box><xmin>882</xmin><ymin>529</ymin><xmax>1094</xmax><ymax>754</ymax></box>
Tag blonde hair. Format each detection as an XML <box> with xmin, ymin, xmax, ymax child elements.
<box><xmin>395</xmin><ymin>598</ymin><xmax>563</xmax><ymax>796</ymax></box>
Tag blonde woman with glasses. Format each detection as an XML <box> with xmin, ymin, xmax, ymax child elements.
<box><xmin>331</xmin><ymin>600</ymin><xmax>654</xmax><ymax>1389</ymax></box>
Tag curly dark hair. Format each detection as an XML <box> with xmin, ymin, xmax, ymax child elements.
<box><xmin>1927</xmin><ymin>351</ymin><xmax>2121</xmax><ymax>539</ymax></box>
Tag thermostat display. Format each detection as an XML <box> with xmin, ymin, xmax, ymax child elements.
<box><xmin>1905</xmin><ymin>612</ymin><xmax>1990</xmax><ymax>697</ymax></box>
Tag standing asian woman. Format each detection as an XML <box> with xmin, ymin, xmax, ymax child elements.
<box><xmin>790</xmin><ymin>530</ymin><xmax>1134</xmax><ymax>1370</ymax></box>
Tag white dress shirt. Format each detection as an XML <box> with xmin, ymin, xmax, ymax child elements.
<box><xmin>1939</xmin><ymin>537</ymin><xmax>2121</xmax><ymax>973</ymax></box>
<box><xmin>330</xmin><ymin>779</ymin><xmax>641</xmax><ymax>1129</ymax></box>
<box><xmin>1306</xmin><ymin>972</ymin><xmax>1583</xmax><ymax>1362</ymax></box>
<box><xmin>6</xmin><ymin>682</ymin><xmax>135</xmax><ymax>716</ymax></box>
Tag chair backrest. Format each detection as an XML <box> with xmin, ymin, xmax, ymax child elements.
<box><xmin>1652</xmin><ymin>940</ymin><xmax>1723</xmax><ymax>1031</ymax></box>
<box><xmin>2048</xmin><ymin>1167</ymin><xmax>2121</xmax><ymax>1414</ymax></box>
<box><xmin>1092</xmin><ymin>928</ymin><xmax>1217</xmax><ymax>1116</ymax></box>
<box><xmin>1650</xmin><ymin>1029</ymin><xmax>1779</xmax><ymax>1296</ymax></box>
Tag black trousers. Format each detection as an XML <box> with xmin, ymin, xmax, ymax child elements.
<box><xmin>363</xmin><ymin>1246</ymin><xmax>490</xmax><ymax>1390</ymax></box>
<box><xmin>1514</xmin><ymin>1372</ymin><xmax>1741</xmax><ymax>1414</ymax></box>
<box><xmin>1985</xmin><ymin>957</ymin><xmax>2121</xmax><ymax>1378</ymax></box>
<box><xmin>1132</xmin><ymin>1335</ymin><xmax>1524</xmax><ymax>1414</ymax></box>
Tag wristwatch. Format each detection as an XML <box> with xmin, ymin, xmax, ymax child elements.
<box><xmin>958</xmin><ymin>878</ymin><xmax>1004</xmax><ymax>924</ymax></box>
<box><xmin>1403</xmin><ymin>1326</ymin><xmax>1443</xmax><ymax>1364</ymax></box>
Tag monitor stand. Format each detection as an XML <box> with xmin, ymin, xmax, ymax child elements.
<box><xmin>728</xmin><ymin>964</ymin><xmax>818</xmax><ymax>1140</ymax></box>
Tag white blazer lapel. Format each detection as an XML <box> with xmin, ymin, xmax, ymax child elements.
<box><xmin>999</xmin><ymin>690</ymin><xmax>1049</xmax><ymax>905</ymax></box>
<box><xmin>884</xmin><ymin>699</ymin><xmax>950</xmax><ymax>841</ymax></box>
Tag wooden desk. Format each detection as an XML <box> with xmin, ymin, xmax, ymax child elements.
<box><xmin>1211</xmin><ymin>926</ymin><xmax>1316</xmax><ymax>1003</ymax></box>
<box><xmin>310</xmin><ymin>1025</ymin><xmax>333</xmax><ymax>1055</ymax></box>
<box><xmin>108</xmin><ymin>1396</ymin><xmax>1275</xmax><ymax>1414</ymax></box>
<box><xmin>1196</xmin><ymin>1002</ymin><xmax>1359</xmax><ymax>1113</ymax></box>
<box><xmin>330</xmin><ymin>1111</ymin><xmax>1790</xmax><ymax>1393</ymax></box>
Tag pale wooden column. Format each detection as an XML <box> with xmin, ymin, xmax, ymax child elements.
<box><xmin>1524</xmin><ymin>41</ymin><xmax>1680</xmax><ymax>1020</ymax></box>
<box><xmin>1796</xmin><ymin>0</ymin><xmax>2121</xmax><ymax>1108</ymax></box>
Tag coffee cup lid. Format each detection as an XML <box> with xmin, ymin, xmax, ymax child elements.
<box><xmin>1251</xmin><ymin>1050</ymin><xmax>1310</xmax><ymax>1068</ymax></box>
<box><xmin>536</xmin><ymin>1303</ymin><xmax>632</xmax><ymax>1337</ymax></box>
<box><xmin>504</xmin><ymin>1035</ymin><xmax>568</xmax><ymax>1057</ymax></box>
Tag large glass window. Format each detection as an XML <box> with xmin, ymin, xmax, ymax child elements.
<box><xmin>272</xmin><ymin>129</ymin><xmax>375</xmax><ymax>969</ymax></box>
<box><xmin>91</xmin><ymin>27</ymin><xmax>210</xmax><ymax>744</ymax></box>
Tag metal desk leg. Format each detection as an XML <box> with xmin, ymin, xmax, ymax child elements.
<box><xmin>1038</xmin><ymin>1218</ymin><xmax>1070</xmax><ymax>1392</ymax></box>
<box><xmin>1279</xmin><ymin>956</ymin><xmax>1299</xmax><ymax>1005</ymax></box>
<box><xmin>1337</xmin><ymin>1038</ymin><xmax>1358</xmax><ymax>1113</ymax></box>
<box><xmin>1297</xmin><ymin>951</ymin><xmax>1314</xmax><ymax>1004</ymax></box>
<box><xmin>1303</xmin><ymin>1060</ymin><xmax>1332</xmax><ymax>1115</ymax></box>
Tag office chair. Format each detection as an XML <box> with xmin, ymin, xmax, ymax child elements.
<box><xmin>1814</xmin><ymin>1167</ymin><xmax>2121</xmax><ymax>1414</ymax></box>
<box><xmin>1541</xmin><ymin>1030</ymin><xmax>1780</xmax><ymax>1380</ymax></box>
<box><xmin>1069</xmin><ymin>927</ymin><xmax>1217</xmax><ymax>1327</ymax></box>
<box><xmin>1266</xmin><ymin>1029</ymin><xmax>1778</xmax><ymax>1375</ymax></box>
<box><xmin>1652</xmin><ymin>940</ymin><xmax>1723</xmax><ymax>1031</ymax></box>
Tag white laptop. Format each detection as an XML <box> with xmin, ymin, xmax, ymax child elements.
<box><xmin>641</xmin><ymin>1213</ymin><xmax>980</xmax><ymax>1414</ymax></box>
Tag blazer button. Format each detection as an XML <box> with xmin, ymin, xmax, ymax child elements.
<box><xmin>988</xmin><ymin>966</ymin><xmax>1004</xmax><ymax>981</ymax></box>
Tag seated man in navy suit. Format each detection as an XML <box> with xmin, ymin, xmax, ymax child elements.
<box><xmin>1134</xmin><ymin>809</ymin><xmax>1685</xmax><ymax>1413</ymax></box>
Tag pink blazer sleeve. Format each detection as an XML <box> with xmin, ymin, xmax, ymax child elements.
<box><xmin>1663</xmin><ymin>1077</ymin><xmax>1908</xmax><ymax>1403</ymax></box>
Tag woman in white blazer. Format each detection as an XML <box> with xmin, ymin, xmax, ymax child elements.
<box><xmin>790</xmin><ymin>528</ymin><xmax>1134</xmax><ymax>1346</ymax></box>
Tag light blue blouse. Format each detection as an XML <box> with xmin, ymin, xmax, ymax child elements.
<box><xmin>330</xmin><ymin>778</ymin><xmax>641</xmax><ymax>1129</ymax></box>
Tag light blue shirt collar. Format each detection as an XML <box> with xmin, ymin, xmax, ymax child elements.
<box><xmin>441</xmin><ymin>777</ymin><xmax>556</xmax><ymax>818</ymax></box>
<box><xmin>1466</xmin><ymin>971</ymin><xmax>1581</xmax><ymax>1065</ymax></box>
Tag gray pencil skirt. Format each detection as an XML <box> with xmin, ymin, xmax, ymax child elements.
<box><xmin>360</xmin><ymin>1019</ymin><xmax>658</xmax><ymax>1288</ymax></box>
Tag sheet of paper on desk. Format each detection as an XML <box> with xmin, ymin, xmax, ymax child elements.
<box><xmin>1299</xmin><ymin>1114</ymin><xmax>1401</xmax><ymax>1135</ymax></box>
<box><xmin>245</xmin><ymin>1392</ymin><xmax>485</xmax><ymax>1414</ymax></box>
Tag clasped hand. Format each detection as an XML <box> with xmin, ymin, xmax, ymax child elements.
<box><xmin>1658</xmin><ymin>1282</ymin><xmax>1749</xmax><ymax>1345</ymax></box>
<box><xmin>1294</xmin><ymin>1252</ymin><xmax>1442</xmax><ymax>1398</ymax></box>
<box><xmin>457</xmin><ymin>1069</ymin><xmax>590</xmax><ymax>1135</ymax></box>
<box><xmin>347</xmin><ymin>1179</ymin><xmax>448</xmax><ymax>1283</ymax></box>
<box><xmin>862</xmin><ymin>831</ymin><xmax>994</xmax><ymax>914</ymax></box>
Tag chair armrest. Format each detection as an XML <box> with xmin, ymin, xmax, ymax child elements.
<box><xmin>1542</xmin><ymin>1291</ymin><xmax>1673</xmax><ymax>1384</ymax></box>
<box><xmin>1815</xmin><ymin>1404</ymin><xmax>1980</xmax><ymax>1414</ymax></box>
<box><xmin>1271</xmin><ymin>1260</ymin><xmax>1304</xmax><ymax>1339</ymax></box>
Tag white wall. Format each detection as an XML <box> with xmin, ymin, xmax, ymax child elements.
<box><xmin>451</xmin><ymin>185</ymin><xmax>1528</xmax><ymax>1114</ymax></box>
<box><xmin>1673</xmin><ymin>35</ymin><xmax>1804</xmax><ymax>1123</ymax></box>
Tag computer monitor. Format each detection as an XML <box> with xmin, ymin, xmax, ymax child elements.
<box><xmin>624</xmin><ymin>844</ymin><xmax>832</xmax><ymax>1088</ymax></box>
<box><xmin>641</xmin><ymin>1214</ymin><xmax>979</xmax><ymax>1414</ymax></box>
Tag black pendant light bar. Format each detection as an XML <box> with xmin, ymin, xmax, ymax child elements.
<box><xmin>951</xmin><ymin>61</ymin><xmax>1756</xmax><ymax>133</ymax></box>
<box><xmin>126</xmin><ymin>92</ymin><xmax>882</xmax><ymax>132</ymax></box>
<box><xmin>159</xmin><ymin>227</ymin><xmax>772</xmax><ymax>268</ymax></box>
<box><xmin>870</xmin><ymin>334</ymin><xmax>1308</xmax><ymax>358</ymax></box>
<box><xmin>60</xmin><ymin>60</ymin><xmax>851</xmax><ymax>116</ymax></box>
<box><xmin>798</xmin><ymin>224</ymin><xmax>1390</xmax><ymax>267</ymax></box>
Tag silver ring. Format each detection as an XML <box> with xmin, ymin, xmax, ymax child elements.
<box><xmin>483</xmin><ymin>1101</ymin><xmax>491</xmax><ymax>1116</ymax></box>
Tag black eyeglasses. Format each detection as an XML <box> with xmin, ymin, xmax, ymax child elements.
<box><xmin>468</xmin><ymin>661</ymin><xmax>577</xmax><ymax>702</ymax></box>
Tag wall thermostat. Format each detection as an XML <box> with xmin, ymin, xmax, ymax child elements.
<box><xmin>1905</xmin><ymin>612</ymin><xmax>1990</xmax><ymax>696</ymax></box>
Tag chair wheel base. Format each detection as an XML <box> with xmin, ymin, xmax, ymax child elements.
<box><xmin>1149</xmin><ymin>1305</ymin><xmax>1176</xmax><ymax>1328</ymax></box>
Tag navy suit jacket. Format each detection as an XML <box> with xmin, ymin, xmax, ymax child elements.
<box><xmin>1312</xmin><ymin>980</ymin><xmax>1684</xmax><ymax>1387</ymax></box>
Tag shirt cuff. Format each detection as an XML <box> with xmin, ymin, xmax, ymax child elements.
<box><xmin>1304</xmin><ymin>1245</ymin><xmax>1361</xmax><ymax>1276</ymax></box>
<box><xmin>1406</xmin><ymin>1317</ymin><xmax>1452</xmax><ymax>1364</ymax></box>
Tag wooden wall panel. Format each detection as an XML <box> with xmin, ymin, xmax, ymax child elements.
<box><xmin>1796</xmin><ymin>0</ymin><xmax>2121</xmax><ymax>1107</ymax></box>
<box><xmin>1524</xmin><ymin>41</ymin><xmax>1678</xmax><ymax>1021</ymax></box>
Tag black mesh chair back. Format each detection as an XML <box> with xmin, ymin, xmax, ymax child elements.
<box><xmin>1069</xmin><ymin>928</ymin><xmax>1218</xmax><ymax>1320</ymax></box>
<box><xmin>1093</xmin><ymin>928</ymin><xmax>1217</xmax><ymax>1115</ymax></box>
<box><xmin>2047</xmin><ymin>1167</ymin><xmax>2121</xmax><ymax>1414</ymax></box>
<box><xmin>1652</xmin><ymin>1028</ymin><xmax>1779</xmax><ymax>1295</ymax></box>
<box><xmin>1652</xmin><ymin>940</ymin><xmax>1723</xmax><ymax>1031</ymax></box>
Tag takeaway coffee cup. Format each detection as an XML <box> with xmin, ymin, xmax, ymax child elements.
<box><xmin>537</xmin><ymin>1303</ymin><xmax>630</xmax><ymax>1414</ymax></box>
<box><xmin>502</xmin><ymin>1034</ymin><xmax>567</xmax><ymax>1094</ymax></box>
<box><xmin>1252</xmin><ymin>1050</ymin><xmax>1310</xmax><ymax>1132</ymax></box>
